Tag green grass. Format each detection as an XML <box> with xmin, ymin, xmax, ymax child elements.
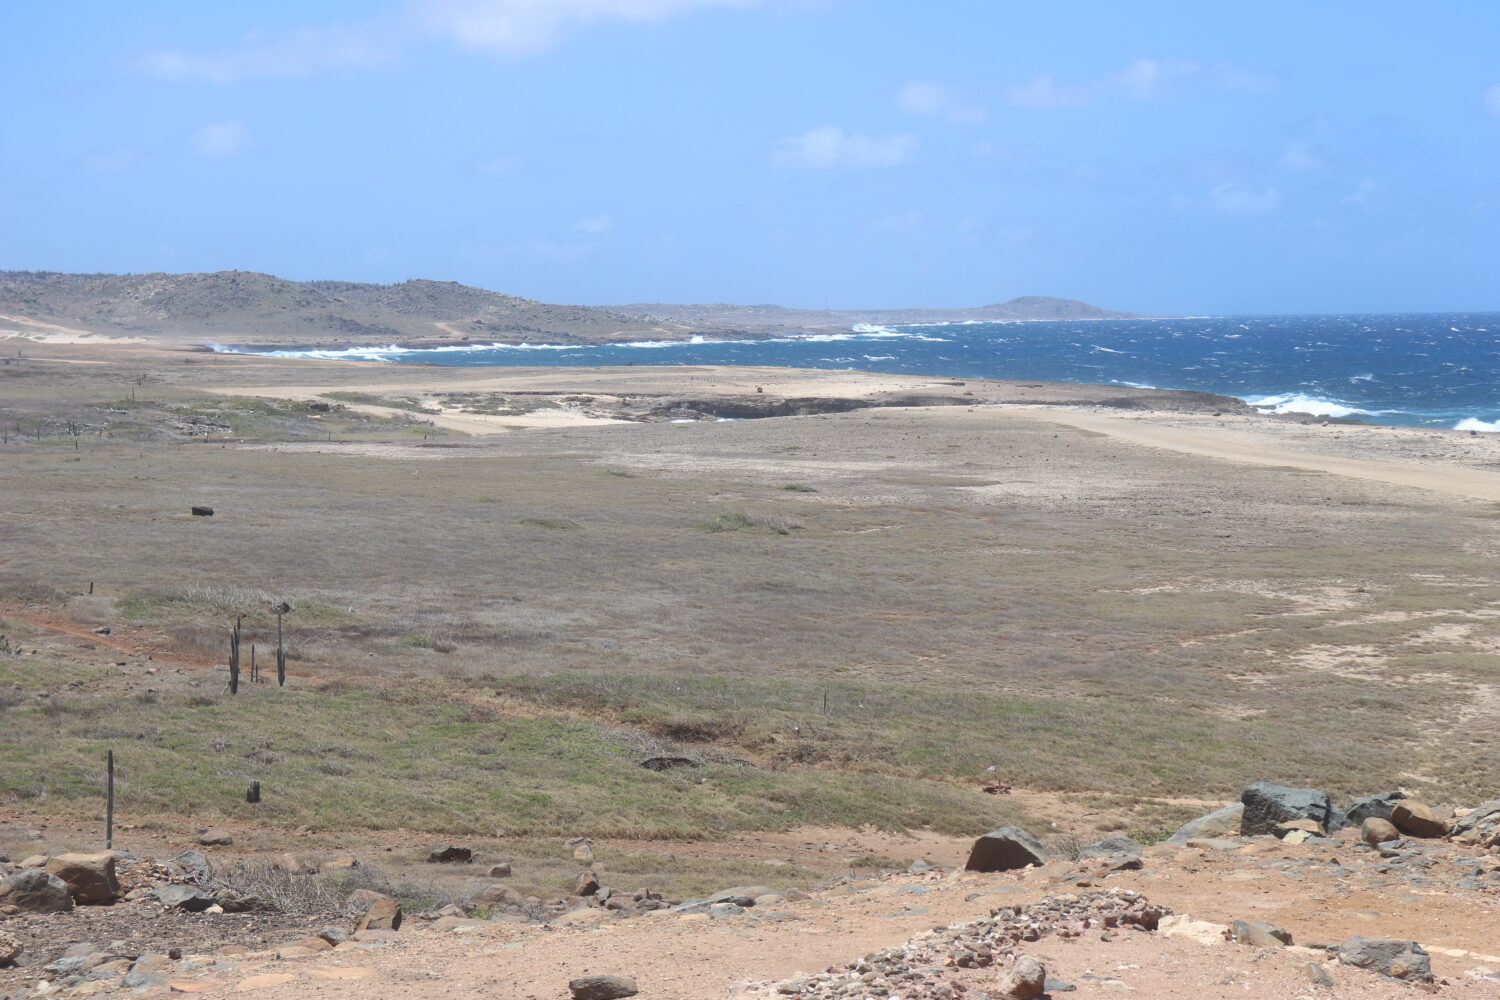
<box><xmin>320</xmin><ymin>391</ymin><xmax>439</xmax><ymax>414</ymax></box>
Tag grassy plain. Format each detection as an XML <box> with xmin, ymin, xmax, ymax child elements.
<box><xmin>3</xmin><ymin>343</ymin><xmax>1500</xmax><ymax>878</ymax></box>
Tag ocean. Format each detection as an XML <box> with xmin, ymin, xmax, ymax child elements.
<box><xmin>232</xmin><ymin>313</ymin><xmax>1500</xmax><ymax>431</ymax></box>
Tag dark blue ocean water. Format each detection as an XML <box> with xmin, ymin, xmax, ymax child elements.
<box><xmin>233</xmin><ymin>313</ymin><xmax>1500</xmax><ymax>430</ymax></box>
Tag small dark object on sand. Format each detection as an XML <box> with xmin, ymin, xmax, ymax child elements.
<box><xmin>191</xmin><ymin>506</ymin><xmax>214</xmax><ymax>517</ymax></box>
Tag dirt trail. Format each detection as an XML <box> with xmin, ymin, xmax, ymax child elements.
<box><xmin>1</xmin><ymin>608</ymin><xmax>213</xmax><ymax>668</ymax></box>
<box><xmin>995</xmin><ymin>406</ymin><xmax>1500</xmax><ymax>502</ymax></box>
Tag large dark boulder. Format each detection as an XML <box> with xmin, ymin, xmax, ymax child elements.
<box><xmin>1240</xmin><ymin>782</ymin><xmax>1344</xmax><ymax>835</ymax></box>
<box><xmin>150</xmin><ymin>884</ymin><xmax>214</xmax><ymax>911</ymax></box>
<box><xmin>965</xmin><ymin>826</ymin><xmax>1047</xmax><ymax>872</ymax></box>
<box><xmin>569</xmin><ymin>975</ymin><xmax>639</xmax><ymax>1000</ymax></box>
<box><xmin>1343</xmin><ymin>791</ymin><xmax>1405</xmax><ymax>826</ymax></box>
<box><xmin>1336</xmin><ymin>937</ymin><xmax>1432</xmax><ymax>982</ymax></box>
<box><xmin>0</xmin><ymin>869</ymin><xmax>74</xmax><ymax>913</ymax></box>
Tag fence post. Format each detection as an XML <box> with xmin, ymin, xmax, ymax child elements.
<box><xmin>105</xmin><ymin>750</ymin><xmax>115</xmax><ymax>850</ymax></box>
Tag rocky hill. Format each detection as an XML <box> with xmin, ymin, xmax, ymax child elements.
<box><xmin>0</xmin><ymin>271</ymin><xmax>775</xmax><ymax>348</ymax></box>
<box><xmin>609</xmin><ymin>295</ymin><xmax>1134</xmax><ymax>327</ymax></box>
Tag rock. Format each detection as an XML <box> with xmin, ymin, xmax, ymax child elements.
<box><xmin>427</xmin><ymin>845</ymin><xmax>472</xmax><ymax>864</ymax></box>
<box><xmin>1304</xmin><ymin>963</ymin><xmax>1335</xmax><ymax>988</ymax></box>
<box><xmin>1232</xmin><ymin>920</ymin><xmax>1293</xmax><ymax>947</ymax></box>
<box><xmin>19</xmin><ymin>854</ymin><xmax>49</xmax><ymax>869</ymax></box>
<box><xmin>174</xmin><ymin>850</ymin><xmax>210</xmax><ymax>876</ymax></box>
<box><xmin>0</xmin><ymin>931</ymin><xmax>21</xmax><ymax>966</ymax></box>
<box><xmin>1344</xmin><ymin>791</ymin><xmax>1406</xmax><ymax>826</ymax></box>
<box><xmin>487</xmin><ymin>862</ymin><xmax>512</xmax><ymax>878</ymax></box>
<box><xmin>1241</xmin><ymin>782</ymin><xmax>1343</xmax><ymax>835</ymax></box>
<box><xmin>638</xmin><ymin>756</ymin><xmax>699</xmax><ymax>771</ymax></box>
<box><xmin>270</xmin><ymin>853</ymin><xmax>317</xmax><ymax>875</ymax></box>
<box><xmin>1281</xmin><ymin>829</ymin><xmax>1313</xmax><ymax>846</ymax></box>
<box><xmin>322</xmin><ymin>855</ymin><xmax>359</xmax><ymax>870</ymax></box>
<box><xmin>965</xmin><ymin>826</ymin><xmax>1047</xmax><ymax>872</ymax></box>
<box><xmin>345</xmin><ymin>888</ymin><xmax>388</xmax><ymax>913</ymax></box>
<box><xmin>151</xmin><ymin>885</ymin><xmax>214</xmax><ymax>911</ymax></box>
<box><xmin>45</xmin><ymin>853</ymin><xmax>121</xmax><ymax>903</ymax></box>
<box><xmin>0</xmin><ymin>869</ymin><xmax>74</xmax><ymax>913</ymax></box>
<box><xmin>317</xmin><ymin>927</ymin><xmax>349</xmax><ymax>946</ymax></box>
<box><xmin>573</xmin><ymin>844</ymin><xmax>596</xmax><ymax>864</ymax></box>
<box><xmin>1337</xmin><ymin>937</ymin><xmax>1432</xmax><ymax>981</ymax></box>
<box><xmin>575</xmin><ymin>871</ymin><xmax>601</xmax><ymax>896</ymax></box>
<box><xmin>996</xmin><ymin>955</ymin><xmax>1046</xmax><ymax>998</ymax></box>
<box><xmin>354</xmin><ymin>895</ymin><xmax>402</xmax><ymax>932</ymax></box>
<box><xmin>197</xmin><ymin>830</ymin><xmax>233</xmax><ymax>847</ymax></box>
<box><xmin>1273</xmin><ymin>819</ymin><xmax>1326</xmax><ymax>838</ymax></box>
<box><xmin>1390</xmin><ymin>802</ymin><xmax>1448</xmax><ymax>838</ymax></box>
<box><xmin>1449</xmin><ymin>799</ymin><xmax>1500</xmax><ymax>848</ymax></box>
<box><xmin>1159</xmin><ymin>914</ymin><xmax>1229</xmax><ymax>945</ymax></box>
<box><xmin>1044</xmin><ymin>977</ymin><xmax>1077</xmax><ymax>993</ymax></box>
<box><xmin>705</xmin><ymin>886</ymin><xmax>773</xmax><ymax>905</ymax></box>
<box><xmin>1078</xmin><ymin>836</ymin><xmax>1142</xmax><ymax>860</ymax></box>
<box><xmin>568</xmin><ymin>975</ymin><xmax>639</xmax><ymax>999</ymax></box>
<box><xmin>1361</xmin><ymin>817</ymin><xmax>1401</xmax><ymax>847</ymax></box>
<box><xmin>1166</xmin><ymin>803</ymin><xmax>1244</xmax><ymax>844</ymax></box>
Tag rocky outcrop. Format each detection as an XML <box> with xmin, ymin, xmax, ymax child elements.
<box><xmin>355</xmin><ymin>895</ymin><xmax>402</xmax><ymax>932</ymax></box>
<box><xmin>1240</xmin><ymin>782</ymin><xmax>1343</xmax><ymax>835</ymax></box>
<box><xmin>1449</xmin><ymin>799</ymin><xmax>1500</xmax><ymax>848</ymax></box>
<box><xmin>965</xmin><ymin>826</ymin><xmax>1047</xmax><ymax>872</ymax></box>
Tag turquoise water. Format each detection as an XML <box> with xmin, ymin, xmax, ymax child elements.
<box><xmin>229</xmin><ymin>312</ymin><xmax>1500</xmax><ymax>430</ymax></box>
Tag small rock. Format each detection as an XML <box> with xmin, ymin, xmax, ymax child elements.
<box><xmin>1361</xmin><ymin>817</ymin><xmax>1401</xmax><ymax>847</ymax></box>
<box><xmin>1044</xmin><ymin>978</ymin><xmax>1077</xmax><ymax>993</ymax></box>
<box><xmin>575</xmin><ymin>871</ymin><xmax>601</xmax><ymax>896</ymax></box>
<box><xmin>1166</xmin><ymin>803</ymin><xmax>1244</xmax><ymax>844</ymax></box>
<box><xmin>573</xmin><ymin>844</ymin><xmax>596</xmax><ymax>864</ymax></box>
<box><xmin>568</xmin><ymin>974</ymin><xmax>639</xmax><ymax>1000</ymax></box>
<box><xmin>1337</xmin><ymin>937</ymin><xmax>1433</xmax><ymax>982</ymax></box>
<box><xmin>1274</xmin><ymin>819</ymin><xmax>1326</xmax><ymax>838</ymax></box>
<box><xmin>996</xmin><ymin>955</ymin><xmax>1046</xmax><ymax>998</ymax></box>
<box><xmin>0</xmin><ymin>869</ymin><xmax>74</xmax><ymax>913</ymax></box>
<box><xmin>151</xmin><ymin>885</ymin><xmax>214</xmax><ymax>911</ymax></box>
<box><xmin>0</xmin><ymin>930</ymin><xmax>22</xmax><ymax>966</ymax></box>
<box><xmin>355</xmin><ymin>895</ymin><xmax>402</xmax><ymax>932</ymax></box>
<box><xmin>1232</xmin><ymin>920</ymin><xmax>1293</xmax><ymax>948</ymax></box>
<box><xmin>1344</xmin><ymin>791</ymin><xmax>1406</xmax><ymax>826</ymax></box>
<box><xmin>427</xmin><ymin>845</ymin><xmax>472</xmax><ymax>864</ymax></box>
<box><xmin>197</xmin><ymin>830</ymin><xmax>233</xmax><ymax>847</ymax></box>
<box><xmin>1159</xmin><ymin>914</ymin><xmax>1229</xmax><ymax>945</ymax></box>
<box><xmin>1304</xmin><ymin>963</ymin><xmax>1335</xmax><ymax>988</ymax></box>
<box><xmin>487</xmin><ymin>862</ymin><xmax>512</xmax><ymax>878</ymax></box>
<box><xmin>317</xmin><ymin>926</ymin><xmax>349</xmax><ymax>946</ymax></box>
<box><xmin>1390</xmin><ymin>802</ymin><xmax>1448</xmax><ymax>839</ymax></box>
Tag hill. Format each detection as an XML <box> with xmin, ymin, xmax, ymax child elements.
<box><xmin>0</xmin><ymin>270</ymin><xmax>769</xmax><ymax>348</ymax></box>
<box><xmin>610</xmin><ymin>295</ymin><xmax>1133</xmax><ymax>327</ymax></box>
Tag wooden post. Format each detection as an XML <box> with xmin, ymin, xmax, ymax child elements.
<box><xmin>228</xmin><ymin>616</ymin><xmax>241</xmax><ymax>695</ymax></box>
<box><xmin>246</xmin><ymin>780</ymin><xmax>261</xmax><ymax>804</ymax></box>
<box><xmin>250</xmin><ymin>643</ymin><xmax>256</xmax><ymax>684</ymax></box>
<box><xmin>88</xmin><ymin>581</ymin><xmax>94</xmax><ymax>595</ymax></box>
<box><xmin>105</xmin><ymin>750</ymin><xmax>115</xmax><ymax>850</ymax></box>
<box><xmin>276</xmin><ymin>610</ymin><xmax>285</xmax><ymax>686</ymax></box>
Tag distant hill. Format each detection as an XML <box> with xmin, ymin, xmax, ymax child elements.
<box><xmin>0</xmin><ymin>271</ymin><xmax>1133</xmax><ymax>348</ymax></box>
<box><xmin>610</xmin><ymin>296</ymin><xmax>1133</xmax><ymax>327</ymax></box>
<box><xmin>0</xmin><ymin>271</ymin><xmax>765</xmax><ymax>347</ymax></box>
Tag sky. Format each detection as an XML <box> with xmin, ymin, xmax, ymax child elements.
<box><xmin>3</xmin><ymin>0</ymin><xmax>1498</xmax><ymax>315</ymax></box>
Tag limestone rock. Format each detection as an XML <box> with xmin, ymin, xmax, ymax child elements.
<box><xmin>965</xmin><ymin>826</ymin><xmax>1047</xmax><ymax>872</ymax></box>
<box><xmin>1390</xmin><ymin>802</ymin><xmax>1448</xmax><ymax>839</ymax></box>
<box><xmin>1274</xmin><ymin>819</ymin><xmax>1325</xmax><ymax>838</ymax></box>
<box><xmin>1166</xmin><ymin>803</ymin><xmax>1244</xmax><ymax>844</ymax></box>
<box><xmin>1159</xmin><ymin>914</ymin><xmax>1229</xmax><ymax>945</ymax></box>
<box><xmin>0</xmin><ymin>930</ymin><xmax>22</xmax><ymax>966</ymax></box>
<box><xmin>0</xmin><ymin>868</ymin><xmax>75</xmax><ymax>913</ymax></box>
<box><xmin>197</xmin><ymin>830</ymin><xmax>233</xmax><ymax>847</ymax></box>
<box><xmin>996</xmin><ymin>955</ymin><xmax>1046</xmax><ymax>998</ymax></box>
<box><xmin>45</xmin><ymin>852</ymin><xmax>121</xmax><ymax>904</ymax></box>
<box><xmin>487</xmin><ymin>862</ymin><xmax>512</xmax><ymax>878</ymax></box>
<box><xmin>1361</xmin><ymin>817</ymin><xmax>1401</xmax><ymax>847</ymax></box>
<box><xmin>568</xmin><ymin>975</ymin><xmax>639</xmax><ymax>999</ymax></box>
<box><xmin>1337</xmin><ymin>937</ymin><xmax>1432</xmax><ymax>982</ymax></box>
<box><xmin>1232</xmin><ymin>919</ymin><xmax>1292</xmax><ymax>947</ymax></box>
<box><xmin>355</xmin><ymin>895</ymin><xmax>402</xmax><ymax>932</ymax></box>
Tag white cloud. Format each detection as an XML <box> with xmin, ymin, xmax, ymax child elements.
<box><xmin>772</xmin><ymin>126</ymin><xmax>918</xmax><ymax>169</ymax></box>
<box><xmin>142</xmin><ymin>0</ymin><xmax>763</xmax><ymax>82</ymax></box>
<box><xmin>191</xmin><ymin>120</ymin><xmax>251</xmax><ymax>158</ymax></box>
<box><xmin>1006</xmin><ymin>57</ymin><xmax>1272</xmax><ymax>108</ymax></box>
<box><xmin>1342</xmin><ymin>179</ymin><xmax>1380</xmax><ymax>206</ymax></box>
<box><xmin>1209</xmin><ymin>183</ymin><xmax>1278</xmax><ymax>214</ymax></box>
<box><xmin>1486</xmin><ymin>83</ymin><xmax>1500</xmax><ymax>116</ymax></box>
<box><xmin>473</xmin><ymin>154</ymin><xmax>523</xmax><ymax>176</ymax></box>
<box><xmin>572</xmin><ymin>214</ymin><xmax>612</xmax><ymax>234</ymax></box>
<box><xmin>896</xmin><ymin>80</ymin><xmax>985</xmax><ymax>124</ymax></box>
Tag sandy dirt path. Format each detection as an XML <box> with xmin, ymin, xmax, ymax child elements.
<box><xmin>992</xmin><ymin>406</ymin><xmax>1500</xmax><ymax>503</ymax></box>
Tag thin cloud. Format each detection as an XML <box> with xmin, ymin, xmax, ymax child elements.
<box><xmin>896</xmin><ymin>80</ymin><xmax>986</xmax><ymax>124</ymax></box>
<box><xmin>1006</xmin><ymin>58</ymin><xmax>1272</xmax><ymax>108</ymax></box>
<box><xmin>1486</xmin><ymin>83</ymin><xmax>1500</xmax><ymax>116</ymax></box>
<box><xmin>772</xmin><ymin>126</ymin><xmax>918</xmax><ymax>169</ymax></box>
<box><xmin>80</xmin><ymin>146</ymin><xmax>139</xmax><ymax>172</ymax></box>
<box><xmin>572</xmin><ymin>214</ymin><xmax>612</xmax><ymax>235</ymax></box>
<box><xmin>1209</xmin><ymin>182</ymin><xmax>1278</xmax><ymax>214</ymax></box>
<box><xmin>1278</xmin><ymin>141</ymin><xmax>1326</xmax><ymax>171</ymax></box>
<box><xmin>191</xmin><ymin>120</ymin><xmax>251</xmax><ymax>158</ymax></box>
<box><xmin>141</xmin><ymin>0</ymin><xmax>764</xmax><ymax>83</ymax></box>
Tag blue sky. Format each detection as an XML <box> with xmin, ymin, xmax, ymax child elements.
<box><xmin>3</xmin><ymin>1</ymin><xmax>1498</xmax><ymax>314</ymax></box>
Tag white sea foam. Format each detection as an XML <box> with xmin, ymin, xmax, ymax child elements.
<box><xmin>1091</xmin><ymin>345</ymin><xmax>1126</xmax><ymax>354</ymax></box>
<box><xmin>1242</xmin><ymin>393</ymin><xmax>1382</xmax><ymax>419</ymax></box>
<box><xmin>1454</xmin><ymin>418</ymin><xmax>1500</xmax><ymax>432</ymax></box>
